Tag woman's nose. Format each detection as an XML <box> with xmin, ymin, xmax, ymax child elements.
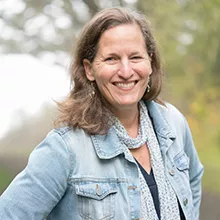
<box><xmin>117</xmin><ymin>60</ymin><xmax>133</xmax><ymax>79</ymax></box>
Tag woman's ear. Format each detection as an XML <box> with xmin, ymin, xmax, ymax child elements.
<box><xmin>83</xmin><ymin>59</ymin><xmax>95</xmax><ymax>81</ymax></box>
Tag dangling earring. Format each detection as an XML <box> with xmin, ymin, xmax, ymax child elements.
<box><xmin>147</xmin><ymin>76</ymin><xmax>151</xmax><ymax>93</ymax></box>
<box><xmin>89</xmin><ymin>81</ymin><xmax>95</xmax><ymax>98</ymax></box>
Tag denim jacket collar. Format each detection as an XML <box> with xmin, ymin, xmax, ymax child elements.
<box><xmin>91</xmin><ymin>127</ymin><xmax>125</xmax><ymax>159</ymax></box>
<box><xmin>91</xmin><ymin>101</ymin><xmax>176</xmax><ymax>160</ymax></box>
<box><xmin>145</xmin><ymin>101</ymin><xmax>176</xmax><ymax>139</ymax></box>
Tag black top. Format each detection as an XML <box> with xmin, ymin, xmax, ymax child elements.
<box><xmin>136</xmin><ymin>160</ymin><xmax>185</xmax><ymax>220</ymax></box>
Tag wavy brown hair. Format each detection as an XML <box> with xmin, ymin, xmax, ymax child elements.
<box><xmin>56</xmin><ymin>7</ymin><xmax>163</xmax><ymax>134</ymax></box>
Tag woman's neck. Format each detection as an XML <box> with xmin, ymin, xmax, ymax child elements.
<box><xmin>112</xmin><ymin>105</ymin><xmax>140</xmax><ymax>138</ymax></box>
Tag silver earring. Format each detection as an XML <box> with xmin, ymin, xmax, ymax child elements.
<box><xmin>147</xmin><ymin>77</ymin><xmax>151</xmax><ymax>93</ymax></box>
<box><xmin>89</xmin><ymin>82</ymin><xmax>95</xmax><ymax>98</ymax></box>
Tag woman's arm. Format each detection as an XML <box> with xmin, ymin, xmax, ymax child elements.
<box><xmin>0</xmin><ymin>131</ymin><xmax>72</xmax><ymax>219</ymax></box>
<box><xmin>183</xmin><ymin>117</ymin><xmax>204</xmax><ymax>220</ymax></box>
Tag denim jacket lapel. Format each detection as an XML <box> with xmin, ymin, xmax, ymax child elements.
<box><xmin>91</xmin><ymin>127</ymin><xmax>125</xmax><ymax>159</ymax></box>
<box><xmin>146</xmin><ymin>101</ymin><xmax>176</xmax><ymax>156</ymax></box>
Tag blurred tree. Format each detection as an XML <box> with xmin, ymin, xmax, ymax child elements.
<box><xmin>137</xmin><ymin>0</ymin><xmax>220</xmax><ymax>107</ymax></box>
<box><xmin>0</xmin><ymin>0</ymin><xmax>136</xmax><ymax>66</ymax></box>
<box><xmin>184</xmin><ymin>0</ymin><xmax>220</xmax><ymax>87</ymax></box>
<box><xmin>1</xmin><ymin>0</ymin><xmax>219</xmax><ymax>88</ymax></box>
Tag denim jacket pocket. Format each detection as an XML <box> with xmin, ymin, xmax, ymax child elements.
<box><xmin>174</xmin><ymin>151</ymin><xmax>190</xmax><ymax>171</ymax></box>
<box><xmin>75</xmin><ymin>181</ymin><xmax>117</xmax><ymax>220</ymax></box>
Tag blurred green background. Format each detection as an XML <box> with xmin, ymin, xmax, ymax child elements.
<box><xmin>0</xmin><ymin>0</ymin><xmax>220</xmax><ymax>219</ymax></box>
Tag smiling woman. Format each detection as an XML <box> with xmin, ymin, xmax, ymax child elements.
<box><xmin>56</xmin><ymin>7</ymin><xmax>163</xmax><ymax>135</ymax></box>
<box><xmin>0</xmin><ymin>7</ymin><xmax>203</xmax><ymax>220</ymax></box>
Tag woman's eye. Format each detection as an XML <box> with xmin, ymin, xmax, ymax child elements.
<box><xmin>106</xmin><ymin>57</ymin><xmax>115</xmax><ymax>61</ymax></box>
<box><xmin>105</xmin><ymin>57</ymin><xmax>118</xmax><ymax>64</ymax></box>
<box><xmin>131</xmin><ymin>56</ymin><xmax>142</xmax><ymax>60</ymax></box>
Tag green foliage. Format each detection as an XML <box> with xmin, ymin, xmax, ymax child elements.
<box><xmin>0</xmin><ymin>168</ymin><xmax>14</xmax><ymax>194</ymax></box>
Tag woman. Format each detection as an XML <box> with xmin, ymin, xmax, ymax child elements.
<box><xmin>0</xmin><ymin>7</ymin><xmax>203</xmax><ymax>220</ymax></box>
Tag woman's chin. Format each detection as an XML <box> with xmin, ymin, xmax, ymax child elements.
<box><xmin>111</xmin><ymin>100</ymin><xmax>140</xmax><ymax>111</ymax></box>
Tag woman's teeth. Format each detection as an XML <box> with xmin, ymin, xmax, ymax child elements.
<box><xmin>115</xmin><ymin>82</ymin><xmax>135</xmax><ymax>88</ymax></box>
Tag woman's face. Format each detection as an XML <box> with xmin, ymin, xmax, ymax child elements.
<box><xmin>84</xmin><ymin>24</ymin><xmax>152</xmax><ymax>114</ymax></box>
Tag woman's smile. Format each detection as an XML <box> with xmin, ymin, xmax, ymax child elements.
<box><xmin>113</xmin><ymin>81</ymin><xmax>137</xmax><ymax>90</ymax></box>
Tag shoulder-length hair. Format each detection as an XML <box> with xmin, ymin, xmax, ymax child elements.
<box><xmin>56</xmin><ymin>7</ymin><xmax>163</xmax><ymax>134</ymax></box>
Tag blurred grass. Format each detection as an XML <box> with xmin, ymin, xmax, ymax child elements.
<box><xmin>0</xmin><ymin>168</ymin><xmax>14</xmax><ymax>194</ymax></box>
<box><xmin>199</xmin><ymin>147</ymin><xmax>220</xmax><ymax>193</ymax></box>
<box><xmin>186</xmin><ymin>99</ymin><xmax>220</xmax><ymax>194</ymax></box>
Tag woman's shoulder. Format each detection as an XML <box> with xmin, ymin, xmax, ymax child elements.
<box><xmin>147</xmin><ymin>100</ymin><xmax>185</xmax><ymax>122</ymax></box>
<box><xmin>39</xmin><ymin>126</ymin><xmax>74</xmax><ymax>147</ymax></box>
<box><xmin>46</xmin><ymin>126</ymin><xmax>91</xmax><ymax>151</ymax></box>
<box><xmin>155</xmin><ymin>101</ymin><xmax>184</xmax><ymax>118</ymax></box>
<box><xmin>49</xmin><ymin>126</ymin><xmax>88</xmax><ymax>139</ymax></box>
<box><xmin>147</xmin><ymin>100</ymin><xmax>187</xmax><ymax>136</ymax></box>
<box><xmin>32</xmin><ymin>127</ymin><xmax>74</xmax><ymax>155</ymax></box>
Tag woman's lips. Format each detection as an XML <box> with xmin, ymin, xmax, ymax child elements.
<box><xmin>113</xmin><ymin>81</ymin><xmax>137</xmax><ymax>90</ymax></box>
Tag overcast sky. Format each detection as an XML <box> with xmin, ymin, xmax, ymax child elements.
<box><xmin>0</xmin><ymin>54</ymin><xmax>70</xmax><ymax>139</ymax></box>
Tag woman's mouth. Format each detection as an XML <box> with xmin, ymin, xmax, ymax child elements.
<box><xmin>114</xmin><ymin>81</ymin><xmax>137</xmax><ymax>89</ymax></box>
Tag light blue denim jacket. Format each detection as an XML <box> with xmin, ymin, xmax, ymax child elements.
<box><xmin>0</xmin><ymin>101</ymin><xmax>204</xmax><ymax>220</ymax></box>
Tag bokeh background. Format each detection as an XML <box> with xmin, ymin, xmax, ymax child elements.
<box><xmin>0</xmin><ymin>0</ymin><xmax>220</xmax><ymax>219</ymax></box>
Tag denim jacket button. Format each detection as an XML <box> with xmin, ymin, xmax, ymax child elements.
<box><xmin>96</xmin><ymin>184</ymin><xmax>102</xmax><ymax>196</ymax></box>
<box><xmin>183</xmin><ymin>198</ymin><xmax>188</xmax><ymax>206</ymax></box>
<box><xmin>169</xmin><ymin>169</ymin><xmax>175</xmax><ymax>176</ymax></box>
<box><xmin>128</xmin><ymin>185</ymin><xmax>137</xmax><ymax>190</ymax></box>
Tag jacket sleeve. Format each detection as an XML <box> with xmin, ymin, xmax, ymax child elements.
<box><xmin>182</xmin><ymin>116</ymin><xmax>204</xmax><ymax>220</ymax></box>
<box><xmin>0</xmin><ymin>131</ymin><xmax>72</xmax><ymax>219</ymax></box>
